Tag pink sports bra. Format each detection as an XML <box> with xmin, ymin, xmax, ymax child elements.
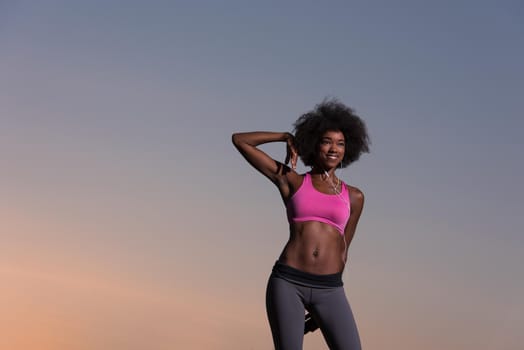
<box><xmin>286</xmin><ymin>173</ymin><xmax>351</xmax><ymax>235</ymax></box>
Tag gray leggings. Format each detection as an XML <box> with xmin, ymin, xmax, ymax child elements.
<box><xmin>266</xmin><ymin>275</ymin><xmax>361</xmax><ymax>350</ymax></box>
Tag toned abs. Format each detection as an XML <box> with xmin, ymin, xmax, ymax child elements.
<box><xmin>279</xmin><ymin>221</ymin><xmax>346</xmax><ymax>275</ymax></box>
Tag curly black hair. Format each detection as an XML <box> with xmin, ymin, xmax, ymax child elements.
<box><xmin>293</xmin><ymin>98</ymin><xmax>370</xmax><ymax>168</ymax></box>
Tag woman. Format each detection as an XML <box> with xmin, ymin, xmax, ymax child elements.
<box><xmin>232</xmin><ymin>99</ymin><xmax>370</xmax><ymax>350</ymax></box>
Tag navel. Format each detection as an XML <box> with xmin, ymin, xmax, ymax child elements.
<box><xmin>312</xmin><ymin>247</ymin><xmax>319</xmax><ymax>257</ymax></box>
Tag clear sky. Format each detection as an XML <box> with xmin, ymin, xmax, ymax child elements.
<box><xmin>1</xmin><ymin>1</ymin><xmax>523</xmax><ymax>349</ymax></box>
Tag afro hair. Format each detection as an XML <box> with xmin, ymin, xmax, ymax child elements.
<box><xmin>293</xmin><ymin>98</ymin><xmax>370</xmax><ymax>168</ymax></box>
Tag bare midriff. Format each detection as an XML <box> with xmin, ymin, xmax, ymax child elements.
<box><xmin>278</xmin><ymin>221</ymin><xmax>346</xmax><ymax>275</ymax></box>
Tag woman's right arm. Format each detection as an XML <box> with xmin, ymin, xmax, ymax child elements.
<box><xmin>231</xmin><ymin>131</ymin><xmax>298</xmax><ymax>185</ymax></box>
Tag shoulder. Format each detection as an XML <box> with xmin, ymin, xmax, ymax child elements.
<box><xmin>274</xmin><ymin>163</ymin><xmax>302</xmax><ymax>183</ymax></box>
<box><xmin>346</xmin><ymin>184</ymin><xmax>364</xmax><ymax>207</ymax></box>
<box><xmin>274</xmin><ymin>165</ymin><xmax>304</xmax><ymax>195</ymax></box>
<box><xmin>285</xmin><ymin>170</ymin><xmax>306</xmax><ymax>190</ymax></box>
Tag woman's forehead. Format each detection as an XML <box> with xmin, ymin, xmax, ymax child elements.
<box><xmin>321</xmin><ymin>130</ymin><xmax>345</xmax><ymax>140</ymax></box>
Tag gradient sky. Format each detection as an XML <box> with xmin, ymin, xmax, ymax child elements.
<box><xmin>1</xmin><ymin>1</ymin><xmax>523</xmax><ymax>349</ymax></box>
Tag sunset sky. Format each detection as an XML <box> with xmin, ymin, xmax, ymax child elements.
<box><xmin>1</xmin><ymin>1</ymin><xmax>523</xmax><ymax>349</ymax></box>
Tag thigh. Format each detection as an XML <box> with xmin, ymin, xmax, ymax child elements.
<box><xmin>266</xmin><ymin>276</ymin><xmax>307</xmax><ymax>350</ymax></box>
<box><xmin>310</xmin><ymin>287</ymin><xmax>361</xmax><ymax>350</ymax></box>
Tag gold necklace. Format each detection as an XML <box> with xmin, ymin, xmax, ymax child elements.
<box><xmin>323</xmin><ymin>171</ymin><xmax>340</xmax><ymax>194</ymax></box>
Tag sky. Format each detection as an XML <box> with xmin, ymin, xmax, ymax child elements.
<box><xmin>1</xmin><ymin>1</ymin><xmax>523</xmax><ymax>349</ymax></box>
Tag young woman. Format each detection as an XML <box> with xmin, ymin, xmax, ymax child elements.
<box><xmin>232</xmin><ymin>99</ymin><xmax>370</xmax><ymax>350</ymax></box>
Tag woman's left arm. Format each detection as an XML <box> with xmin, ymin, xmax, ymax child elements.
<box><xmin>343</xmin><ymin>186</ymin><xmax>365</xmax><ymax>252</ymax></box>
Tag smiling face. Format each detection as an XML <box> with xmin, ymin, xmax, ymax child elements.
<box><xmin>316</xmin><ymin>130</ymin><xmax>346</xmax><ymax>170</ymax></box>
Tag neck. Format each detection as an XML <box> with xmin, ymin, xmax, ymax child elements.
<box><xmin>311</xmin><ymin>166</ymin><xmax>336</xmax><ymax>177</ymax></box>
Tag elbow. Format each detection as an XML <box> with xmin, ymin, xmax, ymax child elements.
<box><xmin>231</xmin><ymin>133</ymin><xmax>239</xmax><ymax>146</ymax></box>
<box><xmin>231</xmin><ymin>132</ymin><xmax>244</xmax><ymax>147</ymax></box>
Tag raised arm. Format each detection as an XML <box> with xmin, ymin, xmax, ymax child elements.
<box><xmin>232</xmin><ymin>131</ymin><xmax>298</xmax><ymax>185</ymax></box>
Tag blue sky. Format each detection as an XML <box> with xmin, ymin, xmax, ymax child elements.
<box><xmin>1</xmin><ymin>1</ymin><xmax>523</xmax><ymax>349</ymax></box>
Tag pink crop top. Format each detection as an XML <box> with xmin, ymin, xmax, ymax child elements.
<box><xmin>286</xmin><ymin>173</ymin><xmax>351</xmax><ymax>235</ymax></box>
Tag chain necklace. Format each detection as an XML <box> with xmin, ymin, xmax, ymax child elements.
<box><xmin>323</xmin><ymin>171</ymin><xmax>347</xmax><ymax>202</ymax></box>
<box><xmin>322</xmin><ymin>170</ymin><xmax>341</xmax><ymax>194</ymax></box>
